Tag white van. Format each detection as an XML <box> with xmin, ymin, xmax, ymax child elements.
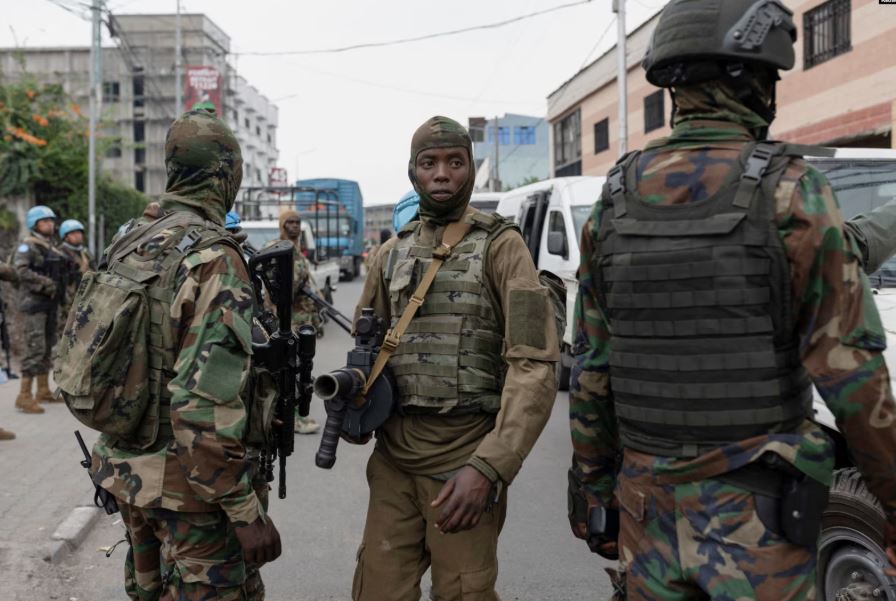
<box><xmin>496</xmin><ymin>177</ymin><xmax>605</xmax><ymax>387</ymax></box>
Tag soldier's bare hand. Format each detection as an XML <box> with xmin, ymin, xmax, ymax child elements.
<box><xmin>234</xmin><ymin>517</ymin><xmax>282</xmax><ymax>565</ymax></box>
<box><xmin>431</xmin><ymin>466</ymin><xmax>492</xmax><ymax>534</ymax></box>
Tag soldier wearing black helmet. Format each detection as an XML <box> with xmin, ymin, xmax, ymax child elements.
<box><xmin>568</xmin><ymin>1</ymin><xmax>896</xmax><ymax>599</ymax></box>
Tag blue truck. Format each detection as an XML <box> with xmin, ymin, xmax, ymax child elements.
<box><xmin>295</xmin><ymin>178</ymin><xmax>365</xmax><ymax>280</ymax></box>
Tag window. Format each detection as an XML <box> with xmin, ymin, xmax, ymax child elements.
<box><xmin>134</xmin><ymin>147</ymin><xmax>145</xmax><ymax>165</ymax></box>
<box><xmin>514</xmin><ymin>126</ymin><xmax>536</xmax><ymax>145</ymax></box>
<box><xmin>487</xmin><ymin>126</ymin><xmax>511</xmax><ymax>145</ymax></box>
<box><xmin>553</xmin><ymin>109</ymin><xmax>581</xmax><ymax>169</ymax></box>
<box><xmin>594</xmin><ymin>118</ymin><xmax>609</xmax><ymax>154</ymax></box>
<box><xmin>804</xmin><ymin>0</ymin><xmax>851</xmax><ymax>69</ymax></box>
<box><xmin>133</xmin><ymin>121</ymin><xmax>145</xmax><ymax>143</ymax></box>
<box><xmin>244</xmin><ymin>117</ymin><xmax>250</xmax><ymax>128</ymax></box>
<box><xmin>256</xmin><ymin>125</ymin><xmax>261</xmax><ymax>136</ymax></box>
<box><xmin>644</xmin><ymin>90</ymin><xmax>665</xmax><ymax>133</ymax></box>
<box><xmin>547</xmin><ymin>211</ymin><xmax>568</xmax><ymax>257</ymax></box>
<box><xmin>135</xmin><ymin>170</ymin><xmax>145</xmax><ymax>192</ymax></box>
<box><xmin>267</xmin><ymin>133</ymin><xmax>271</xmax><ymax>143</ymax></box>
<box><xmin>104</xmin><ymin>137</ymin><xmax>122</xmax><ymax>158</ymax></box>
<box><xmin>470</xmin><ymin>126</ymin><xmax>485</xmax><ymax>143</ymax></box>
<box><xmin>102</xmin><ymin>81</ymin><xmax>120</xmax><ymax>102</ymax></box>
<box><xmin>132</xmin><ymin>76</ymin><xmax>144</xmax><ymax>108</ymax></box>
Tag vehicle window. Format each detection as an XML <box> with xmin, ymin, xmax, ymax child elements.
<box><xmin>547</xmin><ymin>211</ymin><xmax>568</xmax><ymax>256</ymax></box>
<box><xmin>243</xmin><ymin>227</ymin><xmax>279</xmax><ymax>250</ymax></box>
<box><xmin>470</xmin><ymin>199</ymin><xmax>499</xmax><ymax>213</ymax></box>
<box><xmin>571</xmin><ymin>205</ymin><xmax>592</xmax><ymax>242</ymax></box>
<box><xmin>811</xmin><ymin>159</ymin><xmax>896</xmax><ymax>287</ymax></box>
<box><xmin>520</xmin><ymin>203</ymin><xmax>536</xmax><ymax>246</ymax></box>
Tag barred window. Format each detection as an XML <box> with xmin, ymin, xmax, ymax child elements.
<box><xmin>594</xmin><ymin>118</ymin><xmax>609</xmax><ymax>154</ymax></box>
<box><xmin>644</xmin><ymin>90</ymin><xmax>665</xmax><ymax>134</ymax></box>
<box><xmin>553</xmin><ymin>109</ymin><xmax>581</xmax><ymax>168</ymax></box>
<box><xmin>804</xmin><ymin>0</ymin><xmax>851</xmax><ymax>69</ymax></box>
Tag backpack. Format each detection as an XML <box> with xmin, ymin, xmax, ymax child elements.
<box><xmin>54</xmin><ymin>211</ymin><xmax>236</xmax><ymax>449</ymax></box>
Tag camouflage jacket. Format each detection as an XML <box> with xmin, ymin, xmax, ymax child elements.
<box><xmin>13</xmin><ymin>232</ymin><xmax>63</xmax><ymax>313</ymax></box>
<box><xmin>570</xmin><ymin>120</ymin><xmax>896</xmax><ymax>525</ymax></box>
<box><xmin>92</xmin><ymin>207</ymin><xmax>263</xmax><ymax>526</ymax></box>
<box><xmin>262</xmin><ymin>238</ymin><xmax>319</xmax><ymax>330</ymax></box>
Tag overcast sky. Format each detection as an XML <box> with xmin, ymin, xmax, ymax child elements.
<box><xmin>1</xmin><ymin>0</ymin><xmax>663</xmax><ymax>204</ymax></box>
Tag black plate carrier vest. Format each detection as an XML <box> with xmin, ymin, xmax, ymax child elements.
<box><xmin>596</xmin><ymin>142</ymin><xmax>816</xmax><ymax>457</ymax></box>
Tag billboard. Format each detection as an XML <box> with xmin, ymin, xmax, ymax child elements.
<box><xmin>183</xmin><ymin>66</ymin><xmax>222</xmax><ymax>115</ymax></box>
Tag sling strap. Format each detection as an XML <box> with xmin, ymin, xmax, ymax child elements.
<box><xmin>359</xmin><ymin>214</ymin><xmax>474</xmax><ymax>399</ymax></box>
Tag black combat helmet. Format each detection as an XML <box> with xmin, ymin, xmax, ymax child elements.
<box><xmin>642</xmin><ymin>0</ymin><xmax>797</xmax><ymax>88</ymax></box>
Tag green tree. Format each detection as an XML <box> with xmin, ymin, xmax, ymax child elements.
<box><xmin>0</xmin><ymin>73</ymin><xmax>145</xmax><ymax>241</ymax></box>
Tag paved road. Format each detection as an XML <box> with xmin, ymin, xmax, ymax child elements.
<box><xmin>3</xmin><ymin>277</ymin><xmax>612</xmax><ymax>600</ymax></box>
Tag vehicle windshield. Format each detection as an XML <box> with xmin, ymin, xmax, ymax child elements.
<box><xmin>243</xmin><ymin>226</ymin><xmax>279</xmax><ymax>250</ymax></box>
<box><xmin>306</xmin><ymin>215</ymin><xmax>352</xmax><ymax>237</ymax></box>
<box><xmin>811</xmin><ymin>159</ymin><xmax>896</xmax><ymax>288</ymax></box>
<box><xmin>571</xmin><ymin>205</ymin><xmax>592</xmax><ymax>241</ymax></box>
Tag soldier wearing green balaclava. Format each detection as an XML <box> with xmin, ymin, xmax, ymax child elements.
<box><xmin>348</xmin><ymin>116</ymin><xmax>559</xmax><ymax>601</ymax></box>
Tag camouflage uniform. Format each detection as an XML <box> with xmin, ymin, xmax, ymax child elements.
<box><xmin>352</xmin><ymin>116</ymin><xmax>559</xmax><ymax>601</ymax></box>
<box><xmin>262</xmin><ymin>210</ymin><xmax>322</xmax><ymax>334</ymax></box>
<box><xmin>0</xmin><ymin>262</ymin><xmax>19</xmax><ymax>438</ymax></box>
<box><xmin>57</xmin><ymin>241</ymin><xmax>93</xmax><ymax>322</ymax></box>
<box><xmin>88</xmin><ymin>110</ymin><xmax>270</xmax><ymax>601</ymax></box>
<box><xmin>15</xmin><ymin>231</ymin><xmax>65</xmax><ymax>377</ymax></box>
<box><xmin>569</xmin><ymin>80</ymin><xmax>896</xmax><ymax>599</ymax></box>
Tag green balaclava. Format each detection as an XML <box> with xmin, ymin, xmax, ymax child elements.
<box><xmin>160</xmin><ymin>109</ymin><xmax>243</xmax><ymax>225</ymax></box>
<box><xmin>408</xmin><ymin>116</ymin><xmax>476</xmax><ymax>225</ymax></box>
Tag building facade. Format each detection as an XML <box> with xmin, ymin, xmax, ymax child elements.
<box><xmin>364</xmin><ymin>203</ymin><xmax>394</xmax><ymax>245</ymax></box>
<box><xmin>0</xmin><ymin>13</ymin><xmax>279</xmax><ymax>197</ymax></box>
<box><xmin>546</xmin><ymin>0</ymin><xmax>896</xmax><ymax>178</ymax></box>
<box><xmin>468</xmin><ymin>114</ymin><xmax>549</xmax><ymax>192</ymax></box>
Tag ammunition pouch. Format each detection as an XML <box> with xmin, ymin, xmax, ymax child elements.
<box><xmin>716</xmin><ymin>454</ymin><xmax>828</xmax><ymax>548</ymax></box>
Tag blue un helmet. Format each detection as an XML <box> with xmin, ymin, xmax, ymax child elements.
<box><xmin>26</xmin><ymin>205</ymin><xmax>56</xmax><ymax>231</ymax></box>
<box><xmin>393</xmin><ymin>190</ymin><xmax>420</xmax><ymax>232</ymax></box>
<box><xmin>59</xmin><ymin>219</ymin><xmax>85</xmax><ymax>239</ymax></box>
<box><xmin>225</xmin><ymin>210</ymin><xmax>241</xmax><ymax>231</ymax></box>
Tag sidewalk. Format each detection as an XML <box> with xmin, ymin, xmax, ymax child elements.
<box><xmin>0</xmin><ymin>373</ymin><xmax>101</xmax><ymax>598</ymax></box>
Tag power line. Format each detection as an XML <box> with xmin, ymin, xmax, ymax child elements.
<box><xmin>234</xmin><ymin>0</ymin><xmax>592</xmax><ymax>57</ymax></box>
<box><xmin>45</xmin><ymin>0</ymin><xmax>93</xmax><ymax>20</ymax></box>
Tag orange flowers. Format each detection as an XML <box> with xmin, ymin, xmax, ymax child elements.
<box><xmin>32</xmin><ymin>114</ymin><xmax>49</xmax><ymax>127</ymax></box>
<box><xmin>5</xmin><ymin>125</ymin><xmax>47</xmax><ymax>147</ymax></box>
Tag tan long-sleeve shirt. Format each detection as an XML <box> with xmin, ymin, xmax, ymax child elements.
<box><xmin>356</xmin><ymin>220</ymin><xmax>559</xmax><ymax>485</ymax></box>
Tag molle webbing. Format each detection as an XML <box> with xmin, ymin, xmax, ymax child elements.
<box><xmin>598</xmin><ymin>142</ymin><xmax>813</xmax><ymax>457</ymax></box>
<box><xmin>386</xmin><ymin>211</ymin><xmax>512</xmax><ymax>414</ymax></box>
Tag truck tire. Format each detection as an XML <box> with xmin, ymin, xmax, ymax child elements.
<box><xmin>818</xmin><ymin>468</ymin><xmax>896</xmax><ymax>600</ymax></box>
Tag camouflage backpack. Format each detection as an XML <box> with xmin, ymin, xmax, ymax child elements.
<box><xmin>54</xmin><ymin>211</ymin><xmax>238</xmax><ymax>449</ymax></box>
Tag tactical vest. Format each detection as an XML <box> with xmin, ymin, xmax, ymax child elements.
<box><xmin>596</xmin><ymin>142</ymin><xmax>817</xmax><ymax>457</ymax></box>
<box><xmin>24</xmin><ymin>235</ymin><xmax>55</xmax><ymax>277</ymax></box>
<box><xmin>103</xmin><ymin>212</ymin><xmax>240</xmax><ymax>449</ymax></box>
<box><xmin>384</xmin><ymin>212</ymin><xmax>516</xmax><ymax>414</ymax></box>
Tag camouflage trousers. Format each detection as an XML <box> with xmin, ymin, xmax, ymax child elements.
<box><xmin>121</xmin><ymin>476</ymin><xmax>270</xmax><ymax>601</ymax></box>
<box><xmin>616</xmin><ymin>458</ymin><xmax>816</xmax><ymax>600</ymax></box>
<box><xmin>353</xmin><ymin>450</ymin><xmax>506</xmax><ymax>601</ymax></box>
<box><xmin>292</xmin><ymin>297</ymin><xmax>322</xmax><ymax>335</ymax></box>
<box><xmin>21</xmin><ymin>309</ymin><xmax>56</xmax><ymax>376</ymax></box>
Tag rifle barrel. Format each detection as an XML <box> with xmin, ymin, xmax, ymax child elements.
<box><xmin>302</xmin><ymin>287</ymin><xmax>353</xmax><ymax>334</ymax></box>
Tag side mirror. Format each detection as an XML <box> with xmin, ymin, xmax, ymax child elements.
<box><xmin>547</xmin><ymin>231</ymin><xmax>568</xmax><ymax>259</ymax></box>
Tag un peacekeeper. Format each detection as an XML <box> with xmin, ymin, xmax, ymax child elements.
<box><xmin>89</xmin><ymin>110</ymin><xmax>281</xmax><ymax>600</ymax></box>
<box><xmin>224</xmin><ymin>210</ymin><xmax>259</xmax><ymax>260</ymax></box>
<box><xmin>352</xmin><ymin>116</ymin><xmax>559</xmax><ymax>601</ymax></box>
<box><xmin>262</xmin><ymin>209</ymin><xmax>321</xmax><ymax>435</ymax></box>
<box><xmin>14</xmin><ymin>205</ymin><xmax>68</xmax><ymax>412</ymax></box>
<box><xmin>0</xmin><ymin>261</ymin><xmax>19</xmax><ymax>439</ymax></box>
<box><xmin>568</xmin><ymin>2</ymin><xmax>896</xmax><ymax>598</ymax></box>
<box><xmin>56</xmin><ymin>219</ymin><xmax>94</xmax><ymax>322</ymax></box>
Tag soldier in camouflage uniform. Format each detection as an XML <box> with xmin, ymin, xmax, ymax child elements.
<box><xmin>56</xmin><ymin>219</ymin><xmax>94</xmax><ymax>327</ymax></box>
<box><xmin>14</xmin><ymin>205</ymin><xmax>67</xmax><ymax>412</ymax></box>
<box><xmin>262</xmin><ymin>209</ymin><xmax>321</xmax><ymax>434</ymax></box>
<box><xmin>568</xmin><ymin>2</ymin><xmax>896</xmax><ymax>599</ymax></box>
<box><xmin>352</xmin><ymin>116</ymin><xmax>559</xmax><ymax>601</ymax></box>
<box><xmin>0</xmin><ymin>261</ymin><xmax>19</xmax><ymax>439</ymax></box>
<box><xmin>87</xmin><ymin>110</ymin><xmax>281</xmax><ymax>600</ymax></box>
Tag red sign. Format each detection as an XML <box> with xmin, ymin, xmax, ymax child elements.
<box><xmin>183</xmin><ymin>66</ymin><xmax>222</xmax><ymax>115</ymax></box>
<box><xmin>269</xmin><ymin>167</ymin><xmax>288</xmax><ymax>187</ymax></box>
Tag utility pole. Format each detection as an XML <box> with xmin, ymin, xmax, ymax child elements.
<box><xmin>88</xmin><ymin>0</ymin><xmax>102</xmax><ymax>256</ymax></box>
<box><xmin>175</xmin><ymin>0</ymin><xmax>182</xmax><ymax>114</ymax></box>
<box><xmin>613</xmin><ymin>0</ymin><xmax>628</xmax><ymax>158</ymax></box>
<box><xmin>492</xmin><ymin>116</ymin><xmax>501</xmax><ymax>192</ymax></box>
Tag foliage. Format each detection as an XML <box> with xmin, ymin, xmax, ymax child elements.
<box><xmin>0</xmin><ymin>73</ymin><xmax>146</xmax><ymax>240</ymax></box>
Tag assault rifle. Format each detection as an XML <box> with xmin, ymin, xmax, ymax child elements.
<box><xmin>44</xmin><ymin>252</ymin><xmax>69</xmax><ymax>310</ymax></box>
<box><xmin>75</xmin><ymin>430</ymin><xmax>119</xmax><ymax>515</ymax></box>
<box><xmin>301</xmin><ymin>286</ymin><xmax>353</xmax><ymax>334</ymax></box>
<box><xmin>248</xmin><ymin>241</ymin><xmax>316</xmax><ymax>499</ymax></box>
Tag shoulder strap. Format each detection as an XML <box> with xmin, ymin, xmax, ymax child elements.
<box><xmin>605</xmin><ymin>151</ymin><xmax>641</xmax><ymax>219</ymax></box>
<box><xmin>360</xmin><ymin>213</ymin><xmax>474</xmax><ymax>398</ymax></box>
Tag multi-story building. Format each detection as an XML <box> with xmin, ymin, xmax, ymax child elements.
<box><xmin>468</xmin><ymin>114</ymin><xmax>549</xmax><ymax>191</ymax></box>
<box><xmin>364</xmin><ymin>203</ymin><xmax>395</xmax><ymax>244</ymax></box>
<box><xmin>546</xmin><ymin>0</ymin><xmax>896</xmax><ymax>178</ymax></box>
<box><xmin>0</xmin><ymin>13</ymin><xmax>279</xmax><ymax>197</ymax></box>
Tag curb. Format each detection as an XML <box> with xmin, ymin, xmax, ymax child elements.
<box><xmin>44</xmin><ymin>505</ymin><xmax>102</xmax><ymax>564</ymax></box>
